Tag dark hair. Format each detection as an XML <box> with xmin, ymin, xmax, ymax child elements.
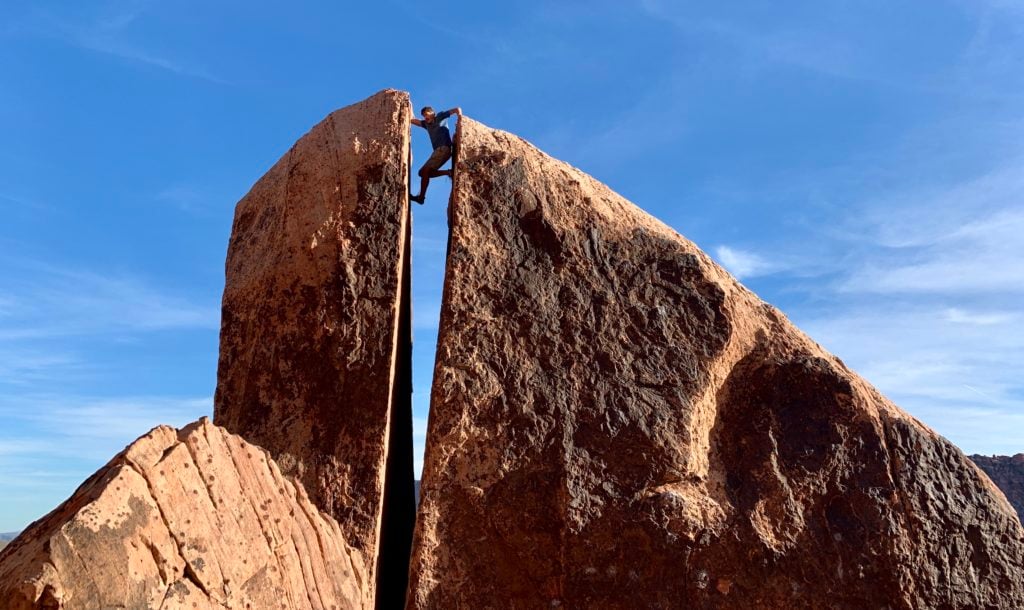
<box><xmin>421</xmin><ymin>106</ymin><xmax>434</xmax><ymax>115</ymax></box>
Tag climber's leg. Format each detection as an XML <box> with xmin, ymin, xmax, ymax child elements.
<box><xmin>410</xmin><ymin>146</ymin><xmax>452</xmax><ymax>204</ymax></box>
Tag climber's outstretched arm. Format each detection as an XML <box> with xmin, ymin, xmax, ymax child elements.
<box><xmin>411</xmin><ymin>118</ymin><xmax>423</xmax><ymax>127</ymax></box>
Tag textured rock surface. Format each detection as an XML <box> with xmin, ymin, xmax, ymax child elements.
<box><xmin>408</xmin><ymin>117</ymin><xmax>1024</xmax><ymax>609</ymax></box>
<box><xmin>971</xmin><ymin>454</ymin><xmax>1024</xmax><ymax>523</ymax></box>
<box><xmin>213</xmin><ymin>89</ymin><xmax>415</xmax><ymax>603</ymax></box>
<box><xmin>0</xmin><ymin>418</ymin><xmax>368</xmax><ymax>609</ymax></box>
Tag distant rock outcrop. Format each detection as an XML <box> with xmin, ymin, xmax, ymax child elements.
<box><xmin>408</xmin><ymin>116</ymin><xmax>1024</xmax><ymax>608</ymax></box>
<box><xmin>0</xmin><ymin>533</ymin><xmax>15</xmax><ymax>552</ymax></box>
<box><xmin>0</xmin><ymin>419</ymin><xmax>368</xmax><ymax>609</ymax></box>
<box><xmin>971</xmin><ymin>454</ymin><xmax>1024</xmax><ymax>523</ymax></box>
<box><xmin>213</xmin><ymin>89</ymin><xmax>415</xmax><ymax>605</ymax></box>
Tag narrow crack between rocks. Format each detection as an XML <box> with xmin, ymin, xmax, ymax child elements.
<box><xmin>373</xmin><ymin>137</ymin><xmax>418</xmax><ymax>610</ymax></box>
<box><xmin>375</xmin><ymin>114</ymin><xmax>462</xmax><ymax>608</ymax></box>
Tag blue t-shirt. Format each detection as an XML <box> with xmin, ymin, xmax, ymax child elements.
<box><xmin>419</xmin><ymin>110</ymin><xmax>453</xmax><ymax>150</ymax></box>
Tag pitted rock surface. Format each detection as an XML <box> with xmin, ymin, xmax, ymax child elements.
<box><xmin>213</xmin><ymin>88</ymin><xmax>414</xmax><ymax>598</ymax></box>
<box><xmin>407</xmin><ymin>117</ymin><xmax>1024</xmax><ymax>609</ymax></box>
<box><xmin>0</xmin><ymin>419</ymin><xmax>368</xmax><ymax>609</ymax></box>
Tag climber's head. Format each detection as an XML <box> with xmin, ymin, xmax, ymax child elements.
<box><xmin>421</xmin><ymin>106</ymin><xmax>435</xmax><ymax>121</ymax></box>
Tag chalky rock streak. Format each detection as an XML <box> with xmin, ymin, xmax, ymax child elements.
<box><xmin>213</xmin><ymin>89</ymin><xmax>415</xmax><ymax>602</ymax></box>
<box><xmin>0</xmin><ymin>419</ymin><xmax>368</xmax><ymax>609</ymax></box>
<box><xmin>408</xmin><ymin>117</ymin><xmax>1024</xmax><ymax>608</ymax></box>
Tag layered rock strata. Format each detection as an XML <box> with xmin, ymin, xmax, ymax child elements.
<box><xmin>408</xmin><ymin>117</ymin><xmax>1024</xmax><ymax>609</ymax></box>
<box><xmin>213</xmin><ymin>89</ymin><xmax>415</xmax><ymax>604</ymax></box>
<box><xmin>0</xmin><ymin>419</ymin><xmax>368</xmax><ymax>609</ymax></box>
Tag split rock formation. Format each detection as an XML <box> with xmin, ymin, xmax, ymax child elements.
<box><xmin>1</xmin><ymin>90</ymin><xmax>1023</xmax><ymax>609</ymax></box>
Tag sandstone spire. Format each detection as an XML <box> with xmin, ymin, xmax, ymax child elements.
<box><xmin>0</xmin><ymin>419</ymin><xmax>369</xmax><ymax>609</ymax></box>
<box><xmin>213</xmin><ymin>89</ymin><xmax>414</xmax><ymax>605</ymax></box>
<box><xmin>408</xmin><ymin>116</ymin><xmax>1024</xmax><ymax>608</ymax></box>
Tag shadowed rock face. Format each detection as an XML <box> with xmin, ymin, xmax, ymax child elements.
<box><xmin>971</xmin><ymin>454</ymin><xmax>1024</xmax><ymax>523</ymax></box>
<box><xmin>213</xmin><ymin>89</ymin><xmax>415</xmax><ymax>603</ymax></box>
<box><xmin>0</xmin><ymin>419</ymin><xmax>368</xmax><ymax>609</ymax></box>
<box><xmin>407</xmin><ymin>117</ymin><xmax>1024</xmax><ymax>609</ymax></box>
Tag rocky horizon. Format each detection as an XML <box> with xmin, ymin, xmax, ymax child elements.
<box><xmin>970</xmin><ymin>454</ymin><xmax>1024</xmax><ymax>523</ymax></box>
<box><xmin>1</xmin><ymin>89</ymin><xmax>1022</xmax><ymax>609</ymax></box>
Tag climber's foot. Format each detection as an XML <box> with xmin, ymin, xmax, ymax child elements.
<box><xmin>410</xmin><ymin>194</ymin><xmax>425</xmax><ymax>204</ymax></box>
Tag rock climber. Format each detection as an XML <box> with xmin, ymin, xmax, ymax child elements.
<box><xmin>410</xmin><ymin>105</ymin><xmax>461</xmax><ymax>204</ymax></box>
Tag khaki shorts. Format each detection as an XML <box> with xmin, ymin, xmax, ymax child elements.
<box><xmin>420</xmin><ymin>146</ymin><xmax>452</xmax><ymax>174</ymax></box>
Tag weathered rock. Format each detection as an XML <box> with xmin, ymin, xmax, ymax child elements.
<box><xmin>213</xmin><ymin>89</ymin><xmax>415</xmax><ymax>604</ymax></box>
<box><xmin>971</xmin><ymin>454</ymin><xmax>1024</xmax><ymax>523</ymax></box>
<box><xmin>0</xmin><ymin>418</ymin><xmax>368</xmax><ymax>609</ymax></box>
<box><xmin>408</xmin><ymin>117</ymin><xmax>1024</xmax><ymax>608</ymax></box>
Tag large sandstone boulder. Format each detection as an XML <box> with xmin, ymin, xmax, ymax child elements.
<box><xmin>408</xmin><ymin>117</ymin><xmax>1024</xmax><ymax>608</ymax></box>
<box><xmin>214</xmin><ymin>89</ymin><xmax>415</xmax><ymax>605</ymax></box>
<box><xmin>971</xmin><ymin>454</ymin><xmax>1024</xmax><ymax>523</ymax></box>
<box><xmin>0</xmin><ymin>419</ymin><xmax>368</xmax><ymax>609</ymax></box>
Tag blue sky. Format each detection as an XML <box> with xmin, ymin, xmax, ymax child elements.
<box><xmin>1</xmin><ymin>0</ymin><xmax>1022</xmax><ymax>532</ymax></box>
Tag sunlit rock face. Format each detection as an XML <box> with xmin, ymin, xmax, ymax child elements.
<box><xmin>407</xmin><ymin>116</ymin><xmax>1024</xmax><ymax>609</ymax></box>
<box><xmin>0</xmin><ymin>419</ymin><xmax>369</xmax><ymax>609</ymax></box>
<box><xmin>213</xmin><ymin>89</ymin><xmax>415</xmax><ymax>605</ymax></box>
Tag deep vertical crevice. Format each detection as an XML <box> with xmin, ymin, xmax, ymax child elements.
<box><xmin>375</xmin><ymin>204</ymin><xmax>415</xmax><ymax>609</ymax></box>
<box><xmin>402</xmin><ymin>114</ymin><xmax>462</xmax><ymax>608</ymax></box>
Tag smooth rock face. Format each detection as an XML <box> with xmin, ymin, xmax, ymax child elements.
<box><xmin>971</xmin><ymin>454</ymin><xmax>1024</xmax><ymax>523</ymax></box>
<box><xmin>408</xmin><ymin>117</ymin><xmax>1024</xmax><ymax>609</ymax></box>
<box><xmin>213</xmin><ymin>89</ymin><xmax>414</xmax><ymax>602</ymax></box>
<box><xmin>0</xmin><ymin>419</ymin><xmax>368</xmax><ymax>609</ymax></box>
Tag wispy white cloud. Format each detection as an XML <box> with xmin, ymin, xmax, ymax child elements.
<box><xmin>0</xmin><ymin>394</ymin><xmax>211</xmax><ymax>455</ymax></box>
<box><xmin>636</xmin><ymin>1</ymin><xmax>887</xmax><ymax>85</ymax></box>
<box><xmin>0</xmin><ymin>259</ymin><xmax>218</xmax><ymax>341</ymax></box>
<box><xmin>944</xmin><ymin>308</ymin><xmax>1016</xmax><ymax>326</ymax></box>
<box><xmin>0</xmin><ymin>394</ymin><xmax>211</xmax><ymax>530</ymax></box>
<box><xmin>708</xmin><ymin>124</ymin><xmax>1024</xmax><ymax>455</ymax></box>
<box><xmin>72</xmin><ymin>35</ymin><xmax>228</xmax><ymax>84</ymax></box>
<box><xmin>800</xmin><ymin>305</ymin><xmax>1023</xmax><ymax>454</ymax></box>
<box><xmin>640</xmin><ymin>0</ymin><xmax>1024</xmax><ymax>103</ymax></box>
<box><xmin>0</xmin><ymin>258</ymin><xmax>216</xmax><ymax>389</ymax></box>
<box><xmin>714</xmin><ymin>245</ymin><xmax>779</xmax><ymax>280</ymax></box>
<box><xmin>840</xmin><ymin>165</ymin><xmax>1024</xmax><ymax>295</ymax></box>
<box><xmin>0</xmin><ymin>347</ymin><xmax>90</xmax><ymax>386</ymax></box>
<box><xmin>10</xmin><ymin>2</ymin><xmax>227</xmax><ymax>84</ymax></box>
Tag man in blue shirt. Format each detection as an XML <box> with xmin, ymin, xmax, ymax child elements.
<box><xmin>410</xmin><ymin>105</ymin><xmax>461</xmax><ymax>204</ymax></box>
